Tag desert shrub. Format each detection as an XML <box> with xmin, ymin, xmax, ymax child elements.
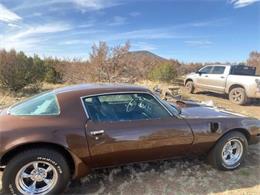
<box><xmin>43</xmin><ymin>58</ymin><xmax>63</xmax><ymax>83</ymax></box>
<box><xmin>0</xmin><ymin>50</ymin><xmax>45</xmax><ymax>91</ymax></box>
<box><xmin>148</xmin><ymin>63</ymin><xmax>177</xmax><ymax>82</ymax></box>
<box><xmin>89</xmin><ymin>41</ymin><xmax>131</xmax><ymax>82</ymax></box>
<box><xmin>247</xmin><ymin>51</ymin><xmax>260</xmax><ymax>75</ymax></box>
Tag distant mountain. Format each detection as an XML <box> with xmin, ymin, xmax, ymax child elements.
<box><xmin>128</xmin><ymin>50</ymin><xmax>168</xmax><ymax>63</ymax></box>
<box><xmin>119</xmin><ymin>50</ymin><xmax>170</xmax><ymax>80</ymax></box>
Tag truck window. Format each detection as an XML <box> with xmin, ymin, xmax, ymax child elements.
<box><xmin>230</xmin><ymin>65</ymin><xmax>256</xmax><ymax>76</ymax></box>
<box><xmin>211</xmin><ymin>66</ymin><xmax>226</xmax><ymax>74</ymax></box>
<box><xmin>199</xmin><ymin>66</ymin><xmax>213</xmax><ymax>74</ymax></box>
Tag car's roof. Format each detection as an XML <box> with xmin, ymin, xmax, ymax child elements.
<box><xmin>205</xmin><ymin>64</ymin><xmax>249</xmax><ymax>67</ymax></box>
<box><xmin>53</xmin><ymin>83</ymin><xmax>150</xmax><ymax>96</ymax></box>
<box><xmin>204</xmin><ymin>64</ymin><xmax>231</xmax><ymax>66</ymax></box>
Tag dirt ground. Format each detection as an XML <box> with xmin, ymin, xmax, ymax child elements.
<box><xmin>0</xmin><ymin>82</ymin><xmax>260</xmax><ymax>194</ymax></box>
<box><xmin>180</xmin><ymin>88</ymin><xmax>260</xmax><ymax>120</ymax></box>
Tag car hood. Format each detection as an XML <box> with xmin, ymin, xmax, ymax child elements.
<box><xmin>180</xmin><ymin>106</ymin><xmax>245</xmax><ymax>119</ymax></box>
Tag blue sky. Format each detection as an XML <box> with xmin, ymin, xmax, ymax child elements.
<box><xmin>0</xmin><ymin>0</ymin><xmax>259</xmax><ymax>62</ymax></box>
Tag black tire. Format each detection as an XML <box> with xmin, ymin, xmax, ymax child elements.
<box><xmin>2</xmin><ymin>148</ymin><xmax>70</xmax><ymax>195</ymax></box>
<box><xmin>185</xmin><ymin>81</ymin><xmax>195</xmax><ymax>94</ymax></box>
<box><xmin>208</xmin><ymin>132</ymin><xmax>248</xmax><ymax>170</ymax></box>
<box><xmin>229</xmin><ymin>87</ymin><xmax>248</xmax><ymax>105</ymax></box>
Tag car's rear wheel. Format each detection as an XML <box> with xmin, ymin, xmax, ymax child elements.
<box><xmin>229</xmin><ymin>87</ymin><xmax>248</xmax><ymax>105</ymax></box>
<box><xmin>2</xmin><ymin>148</ymin><xmax>70</xmax><ymax>195</ymax></box>
<box><xmin>185</xmin><ymin>81</ymin><xmax>195</xmax><ymax>94</ymax></box>
<box><xmin>208</xmin><ymin>132</ymin><xmax>248</xmax><ymax>170</ymax></box>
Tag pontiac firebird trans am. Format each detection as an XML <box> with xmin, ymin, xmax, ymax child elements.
<box><xmin>0</xmin><ymin>84</ymin><xmax>259</xmax><ymax>194</ymax></box>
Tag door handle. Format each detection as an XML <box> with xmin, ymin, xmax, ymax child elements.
<box><xmin>90</xmin><ymin>130</ymin><xmax>104</xmax><ymax>136</ymax></box>
<box><xmin>220</xmin><ymin>76</ymin><xmax>225</xmax><ymax>79</ymax></box>
<box><xmin>205</xmin><ymin>75</ymin><xmax>208</xmax><ymax>77</ymax></box>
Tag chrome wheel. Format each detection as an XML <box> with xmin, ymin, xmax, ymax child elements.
<box><xmin>222</xmin><ymin>139</ymin><xmax>243</xmax><ymax>166</ymax></box>
<box><xmin>15</xmin><ymin>161</ymin><xmax>58</xmax><ymax>195</ymax></box>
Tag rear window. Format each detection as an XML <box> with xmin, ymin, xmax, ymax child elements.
<box><xmin>9</xmin><ymin>92</ymin><xmax>60</xmax><ymax>116</ymax></box>
<box><xmin>230</xmin><ymin>65</ymin><xmax>256</xmax><ymax>76</ymax></box>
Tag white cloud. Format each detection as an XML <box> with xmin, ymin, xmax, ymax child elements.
<box><xmin>0</xmin><ymin>3</ymin><xmax>22</xmax><ymax>23</ymax></box>
<box><xmin>14</xmin><ymin>0</ymin><xmax>121</xmax><ymax>12</ymax></box>
<box><xmin>129</xmin><ymin>12</ymin><xmax>141</xmax><ymax>17</ymax></box>
<box><xmin>61</xmin><ymin>39</ymin><xmax>91</xmax><ymax>45</ymax></box>
<box><xmin>229</xmin><ymin>0</ymin><xmax>260</xmax><ymax>8</ymax></box>
<box><xmin>0</xmin><ymin>23</ymin><xmax>71</xmax><ymax>51</ymax></box>
<box><xmin>132</xmin><ymin>42</ymin><xmax>157</xmax><ymax>51</ymax></box>
<box><xmin>184</xmin><ymin>40</ymin><xmax>213</xmax><ymax>47</ymax></box>
<box><xmin>109</xmin><ymin>29</ymin><xmax>178</xmax><ymax>40</ymax></box>
<box><xmin>108</xmin><ymin>16</ymin><xmax>126</xmax><ymax>26</ymax></box>
<box><xmin>7</xmin><ymin>23</ymin><xmax>21</xmax><ymax>28</ymax></box>
<box><xmin>0</xmin><ymin>36</ymin><xmax>44</xmax><ymax>52</ymax></box>
<box><xmin>73</xmin><ymin>0</ymin><xmax>120</xmax><ymax>10</ymax></box>
<box><xmin>187</xmin><ymin>18</ymin><xmax>229</xmax><ymax>28</ymax></box>
<box><xmin>12</xmin><ymin>23</ymin><xmax>72</xmax><ymax>39</ymax></box>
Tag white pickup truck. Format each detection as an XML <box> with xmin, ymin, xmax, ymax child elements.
<box><xmin>184</xmin><ymin>65</ymin><xmax>260</xmax><ymax>105</ymax></box>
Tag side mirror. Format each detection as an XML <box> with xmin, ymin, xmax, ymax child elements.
<box><xmin>196</xmin><ymin>71</ymin><xmax>202</xmax><ymax>75</ymax></box>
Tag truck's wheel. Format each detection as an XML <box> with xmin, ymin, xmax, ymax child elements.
<box><xmin>208</xmin><ymin>132</ymin><xmax>248</xmax><ymax>170</ymax></box>
<box><xmin>185</xmin><ymin>81</ymin><xmax>195</xmax><ymax>94</ymax></box>
<box><xmin>2</xmin><ymin>148</ymin><xmax>70</xmax><ymax>195</ymax></box>
<box><xmin>229</xmin><ymin>87</ymin><xmax>248</xmax><ymax>105</ymax></box>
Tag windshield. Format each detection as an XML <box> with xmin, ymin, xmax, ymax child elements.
<box><xmin>161</xmin><ymin>100</ymin><xmax>181</xmax><ymax>116</ymax></box>
<box><xmin>9</xmin><ymin>91</ymin><xmax>60</xmax><ymax>116</ymax></box>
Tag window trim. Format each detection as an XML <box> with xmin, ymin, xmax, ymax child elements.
<box><xmin>80</xmin><ymin>91</ymin><xmax>173</xmax><ymax>121</ymax></box>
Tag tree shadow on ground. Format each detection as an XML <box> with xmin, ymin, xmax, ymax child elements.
<box><xmin>66</xmin><ymin>144</ymin><xmax>260</xmax><ymax>195</ymax></box>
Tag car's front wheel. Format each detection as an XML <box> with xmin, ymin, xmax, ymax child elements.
<box><xmin>208</xmin><ymin>132</ymin><xmax>248</xmax><ymax>170</ymax></box>
<box><xmin>2</xmin><ymin>148</ymin><xmax>70</xmax><ymax>195</ymax></box>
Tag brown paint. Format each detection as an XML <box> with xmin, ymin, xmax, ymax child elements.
<box><xmin>0</xmin><ymin>83</ymin><xmax>259</xmax><ymax>179</ymax></box>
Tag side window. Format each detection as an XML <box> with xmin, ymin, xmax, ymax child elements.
<box><xmin>82</xmin><ymin>93</ymin><xmax>170</xmax><ymax>122</ymax></box>
<box><xmin>199</xmin><ymin>66</ymin><xmax>213</xmax><ymax>74</ymax></box>
<box><xmin>9</xmin><ymin>92</ymin><xmax>60</xmax><ymax>116</ymax></box>
<box><xmin>211</xmin><ymin>66</ymin><xmax>226</xmax><ymax>74</ymax></box>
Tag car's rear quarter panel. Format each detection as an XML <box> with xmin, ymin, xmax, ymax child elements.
<box><xmin>186</xmin><ymin>117</ymin><xmax>260</xmax><ymax>155</ymax></box>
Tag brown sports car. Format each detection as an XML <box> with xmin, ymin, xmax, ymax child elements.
<box><xmin>0</xmin><ymin>83</ymin><xmax>259</xmax><ymax>194</ymax></box>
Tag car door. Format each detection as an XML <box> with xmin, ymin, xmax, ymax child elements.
<box><xmin>205</xmin><ymin>66</ymin><xmax>227</xmax><ymax>93</ymax></box>
<box><xmin>196</xmin><ymin>66</ymin><xmax>213</xmax><ymax>89</ymax></box>
<box><xmin>81</xmin><ymin>92</ymin><xmax>193</xmax><ymax>167</ymax></box>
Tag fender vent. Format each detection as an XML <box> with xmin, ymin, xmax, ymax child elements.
<box><xmin>210</xmin><ymin>122</ymin><xmax>220</xmax><ymax>133</ymax></box>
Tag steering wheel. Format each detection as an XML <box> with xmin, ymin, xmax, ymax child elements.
<box><xmin>126</xmin><ymin>99</ymin><xmax>138</xmax><ymax>112</ymax></box>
